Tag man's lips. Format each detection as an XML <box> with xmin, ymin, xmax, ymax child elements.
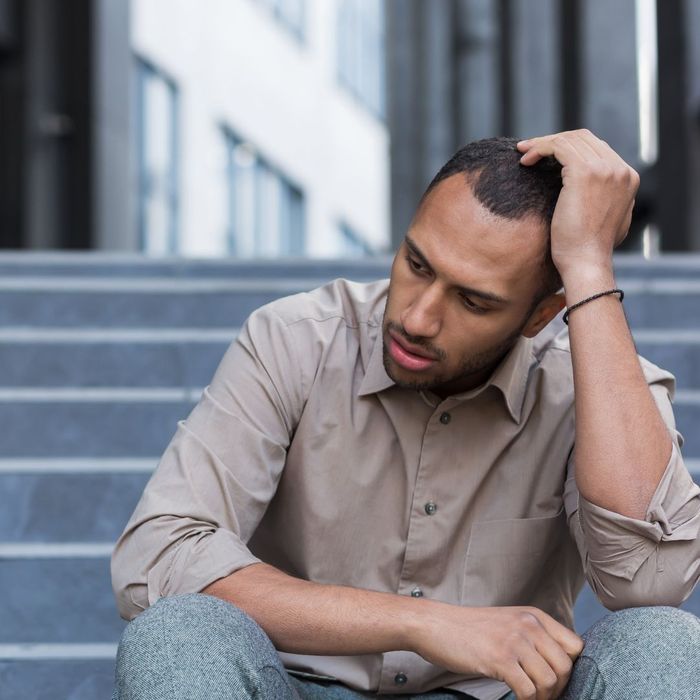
<box><xmin>388</xmin><ymin>331</ymin><xmax>439</xmax><ymax>371</ymax></box>
<box><xmin>388</xmin><ymin>331</ymin><xmax>438</xmax><ymax>360</ymax></box>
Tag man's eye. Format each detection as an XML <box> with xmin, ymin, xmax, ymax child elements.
<box><xmin>461</xmin><ymin>296</ymin><xmax>487</xmax><ymax>314</ymax></box>
<box><xmin>405</xmin><ymin>255</ymin><xmax>426</xmax><ymax>273</ymax></box>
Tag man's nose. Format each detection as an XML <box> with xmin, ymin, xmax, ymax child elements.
<box><xmin>400</xmin><ymin>286</ymin><xmax>443</xmax><ymax>338</ymax></box>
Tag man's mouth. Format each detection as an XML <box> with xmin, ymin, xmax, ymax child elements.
<box><xmin>388</xmin><ymin>331</ymin><xmax>438</xmax><ymax>371</ymax></box>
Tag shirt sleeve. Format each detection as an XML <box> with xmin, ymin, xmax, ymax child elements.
<box><xmin>563</xmin><ymin>360</ymin><xmax>700</xmax><ymax>610</ymax></box>
<box><xmin>111</xmin><ymin>305</ymin><xmax>307</xmax><ymax>621</ymax></box>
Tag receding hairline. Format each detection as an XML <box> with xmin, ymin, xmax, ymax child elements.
<box><xmin>411</xmin><ymin>172</ymin><xmax>561</xmax><ymax>303</ymax></box>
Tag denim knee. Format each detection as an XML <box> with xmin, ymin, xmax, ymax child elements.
<box><xmin>574</xmin><ymin>605</ymin><xmax>700</xmax><ymax>699</ymax></box>
<box><xmin>114</xmin><ymin>592</ymin><xmax>297</xmax><ymax>700</ymax></box>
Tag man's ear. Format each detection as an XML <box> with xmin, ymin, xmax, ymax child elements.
<box><xmin>522</xmin><ymin>291</ymin><xmax>566</xmax><ymax>338</ymax></box>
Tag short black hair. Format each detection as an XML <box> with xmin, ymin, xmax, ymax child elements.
<box><xmin>419</xmin><ymin>136</ymin><xmax>563</xmax><ymax>302</ymax></box>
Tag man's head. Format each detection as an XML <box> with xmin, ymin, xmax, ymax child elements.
<box><xmin>382</xmin><ymin>136</ymin><xmax>567</xmax><ymax>399</ymax></box>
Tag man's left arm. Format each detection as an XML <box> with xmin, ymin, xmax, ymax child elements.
<box><xmin>519</xmin><ymin>129</ymin><xmax>700</xmax><ymax>608</ymax></box>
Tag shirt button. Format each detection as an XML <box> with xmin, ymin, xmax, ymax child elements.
<box><xmin>394</xmin><ymin>672</ymin><xmax>408</xmax><ymax>685</ymax></box>
<box><xmin>411</xmin><ymin>587</ymin><xmax>424</xmax><ymax>598</ymax></box>
<box><xmin>439</xmin><ymin>411</ymin><xmax>451</xmax><ymax>424</ymax></box>
<box><xmin>424</xmin><ymin>501</ymin><xmax>438</xmax><ymax>515</ymax></box>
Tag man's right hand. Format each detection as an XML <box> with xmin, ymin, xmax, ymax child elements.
<box><xmin>412</xmin><ymin>603</ymin><xmax>585</xmax><ymax>700</ymax></box>
<box><xmin>202</xmin><ymin>564</ymin><xmax>584</xmax><ymax>699</ymax></box>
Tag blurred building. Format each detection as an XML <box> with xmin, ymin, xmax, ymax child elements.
<box><xmin>2</xmin><ymin>0</ymin><xmax>700</xmax><ymax>255</ymax></box>
<box><xmin>132</xmin><ymin>0</ymin><xmax>389</xmax><ymax>258</ymax></box>
<box><xmin>0</xmin><ymin>0</ymin><xmax>390</xmax><ymax>258</ymax></box>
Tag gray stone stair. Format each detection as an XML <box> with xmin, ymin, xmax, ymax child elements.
<box><xmin>1</xmin><ymin>251</ymin><xmax>698</xmax><ymax>698</ymax></box>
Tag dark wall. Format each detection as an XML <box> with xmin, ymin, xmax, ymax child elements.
<box><xmin>386</xmin><ymin>0</ymin><xmax>700</xmax><ymax>253</ymax></box>
<box><xmin>0</xmin><ymin>0</ymin><xmax>130</xmax><ymax>250</ymax></box>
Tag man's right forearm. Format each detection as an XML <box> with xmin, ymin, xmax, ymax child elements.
<box><xmin>200</xmin><ymin>562</ymin><xmax>437</xmax><ymax>657</ymax></box>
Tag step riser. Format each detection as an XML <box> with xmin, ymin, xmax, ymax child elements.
<box><xmin>0</xmin><ymin>660</ymin><xmax>117</xmax><ymax>700</ymax></box>
<box><xmin>0</xmin><ymin>254</ymin><xmax>695</xmax><ymax>279</ymax></box>
<box><xmin>0</xmin><ymin>291</ymin><xmax>285</xmax><ymax>328</ymax></box>
<box><xmin>0</xmin><ymin>559</ymin><xmax>126</xmax><ymax>643</ymax></box>
<box><xmin>1</xmin><ymin>288</ymin><xmax>700</xmax><ymax>328</ymax></box>
<box><xmin>2</xmin><ymin>401</ymin><xmax>700</xmax><ymax>457</ymax></box>
<box><xmin>0</xmin><ymin>342</ymin><xmax>230</xmax><ymax>389</ymax></box>
<box><xmin>0</xmin><ymin>473</ymin><xmax>150</xmax><ymax>542</ymax></box>
<box><xmin>2</xmin><ymin>339</ymin><xmax>700</xmax><ymax>389</ymax></box>
<box><xmin>0</xmin><ymin>402</ymin><xmax>190</xmax><ymax>457</ymax></box>
<box><xmin>0</xmin><ymin>260</ymin><xmax>393</xmax><ymax>279</ymax></box>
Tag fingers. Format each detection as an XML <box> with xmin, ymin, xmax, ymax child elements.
<box><xmin>503</xmin><ymin>635</ymin><xmax>575</xmax><ymax>700</ymax></box>
<box><xmin>504</xmin><ymin>662</ymin><xmax>540</xmax><ymax>700</ymax></box>
<box><xmin>532</xmin><ymin>632</ymin><xmax>576</xmax><ymax>698</ymax></box>
<box><xmin>524</xmin><ymin>607</ymin><xmax>584</xmax><ymax>660</ymax></box>
<box><xmin>517</xmin><ymin>132</ymin><xmax>588</xmax><ymax>167</ymax></box>
<box><xmin>517</xmin><ymin>129</ymin><xmax>636</xmax><ymax>188</ymax></box>
<box><xmin>517</xmin><ymin>645</ymin><xmax>561</xmax><ymax>700</ymax></box>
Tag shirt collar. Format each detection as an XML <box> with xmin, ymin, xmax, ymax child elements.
<box><xmin>357</xmin><ymin>321</ymin><xmax>535</xmax><ymax>424</ymax></box>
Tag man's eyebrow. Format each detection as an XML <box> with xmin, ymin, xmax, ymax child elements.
<box><xmin>404</xmin><ymin>236</ymin><xmax>511</xmax><ymax>305</ymax></box>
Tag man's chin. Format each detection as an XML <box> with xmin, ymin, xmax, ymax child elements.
<box><xmin>384</xmin><ymin>357</ymin><xmax>438</xmax><ymax>390</ymax></box>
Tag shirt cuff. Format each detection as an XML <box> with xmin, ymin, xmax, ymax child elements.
<box><xmin>577</xmin><ymin>440</ymin><xmax>700</xmax><ymax>581</ymax></box>
<box><xmin>146</xmin><ymin>527</ymin><xmax>262</xmax><ymax>606</ymax></box>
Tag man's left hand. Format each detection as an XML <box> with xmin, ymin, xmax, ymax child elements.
<box><xmin>516</xmin><ymin>129</ymin><xmax>640</xmax><ymax>278</ymax></box>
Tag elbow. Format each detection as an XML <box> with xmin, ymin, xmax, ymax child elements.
<box><xmin>590</xmin><ymin>569</ymin><xmax>692</xmax><ymax>611</ymax></box>
<box><xmin>111</xmin><ymin>544</ymin><xmax>149</xmax><ymax>622</ymax></box>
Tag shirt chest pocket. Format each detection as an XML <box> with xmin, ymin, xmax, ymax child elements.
<box><xmin>460</xmin><ymin>506</ymin><xmax>567</xmax><ymax>607</ymax></box>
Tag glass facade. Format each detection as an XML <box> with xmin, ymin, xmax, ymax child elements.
<box><xmin>133</xmin><ymin>57</ymin><xmax>179</xmax><ymax>255</ymax></box>
<box><xmin>224</xmin><ymin>130</ymin><xmax>305</xmax><ymax>257</ymax></box>
<box><xmin>337</xmin><ymin>0</ymin><xmax>386</xmax><ymax>119</ymax></box>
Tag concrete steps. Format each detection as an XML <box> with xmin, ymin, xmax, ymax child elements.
<box><xmin>1</xmin><ymin>251</ymin><xmax>698</xmax><ymax>698</ymax></box>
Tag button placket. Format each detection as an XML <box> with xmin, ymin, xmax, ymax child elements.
<box><xmin>393</xmin><ymin>410</ymin><xmax>449</xmax><ymax>643</ymax></box>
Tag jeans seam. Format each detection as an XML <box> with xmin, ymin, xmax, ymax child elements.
<box><xmin>569</xmin><ymin>654</ymin><xmax>607</xmax><ymax>700</ymax></box>
<box><xmin>257</xmin><ymin>663</ymin><xmax>298</xmax><ymax>699</ymax></box>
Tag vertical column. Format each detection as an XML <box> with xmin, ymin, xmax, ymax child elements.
<box><xmin>92</xmin><ymin>0</ymin><xmax>132</xmax><ymax>250</ymax></box>
<box><xmin>422</xmin><ymin>0</ymin><xmax>459</xmax><ymax>181</ymax></box>
<box><xmin>559</xmin><ymin>0</ymin><xmax>582</xmax><ymax>131</ymax></box>
<box><xmin>580</xmin><ymin>0</ymin><xmax>640</xmax><ymax>165</ymax></box>
<box><xmin>23</xmin><ymin>0</ymin><xmax>92</xmax><ymax>248</ymax></box>
<box><xmin>386</xmin><ymin>0</ymin><xmax>423</xmax><ymax>248</ymax></box>
<box><xmin>510</xmin><ymin>0</ymin><xmax>560</xmax><ymax>138</ymax></box>
<box><xmin>386</xmin><ymin>0</ymin><xmax>460</xmax><ymax>249</ymax></box>
<box><xmin>0</xmin><ymin>0</ymin><xmax>23</xmax><ymax>247</ymax></box>
<box><xmin>454</xmin><ymin>0</ymin><xmax>500</xmax><ymax>142</ymax></box>
<box><xmin>684</xmin><ymin>0</ymin><xmax>700</xmax><ymax>251</ymax></box>
<box><xmin>656</xmin><ymin>0</ymin><xmax>691</xmax><ymax>251</ymax></box>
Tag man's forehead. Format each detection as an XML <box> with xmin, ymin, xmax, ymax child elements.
<box><xmin>414</xmin><ymin>178</ymin><xmax>547</xmax><ymax>263</ymax></box>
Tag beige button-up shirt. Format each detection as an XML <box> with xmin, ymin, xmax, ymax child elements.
<box><xmin>111</xmin><ymin>277</ymin><xmax>700</xmax><ymax>700</ymax></box>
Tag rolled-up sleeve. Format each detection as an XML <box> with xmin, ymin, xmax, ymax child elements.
<box><xmin>111</xmin><ymin>305</ymin><xmax>306</xmax><ymax>621</ymax></box>
<box><xmin>564</xmin><ymin>363</ymin><xmax>700</xmax><ymax>610</ymax></box>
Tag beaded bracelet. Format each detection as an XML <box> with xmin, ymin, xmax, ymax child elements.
<box><xmin>562</xmin><ymin>288</ymin><xmax>625</xmax><ymax>325</ymax></box>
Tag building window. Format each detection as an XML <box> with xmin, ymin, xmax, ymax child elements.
<box><xmin>257</xmin><ymin>0</ymin><xmax>306</xmax><ymax>42</ymax></box>
<box><xmin>337</xmin><ymin>0</ymin><xmax>386</xmax><ymax>119</ymax></box>
<box><xmin>337</xmin><ymin>220</ymin><xmax>375</xmax><ymax>257</ymax></box>
<box><xmin>134</xmin><ymin>57</ymin><xmax>179</xmax><ymax>255</ymax></box>
<box><xmin>224</xmin><ymin>130</ymin><xmax>305</xmax><ymax>257</ymax></box>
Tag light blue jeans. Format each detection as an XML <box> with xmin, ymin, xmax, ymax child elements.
<box><xmin>112</xmin><ymin>592</ymin><xmax>700</xmax><ymax>699</ymax></box>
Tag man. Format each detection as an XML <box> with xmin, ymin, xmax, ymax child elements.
<box><xmin>111</xmin><ymin>130</ymin><xmax>700</xmax><ymax>700</ymax></box>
